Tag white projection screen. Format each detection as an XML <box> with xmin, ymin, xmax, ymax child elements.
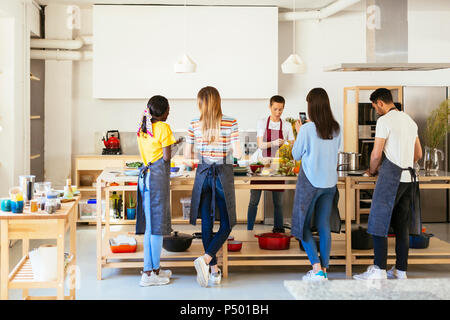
<box><xmin>93</xmin><ymin>5</ymin><xmax>278</xmax><ymax>99</ymax></box>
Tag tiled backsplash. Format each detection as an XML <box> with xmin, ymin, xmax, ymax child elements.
<box><xmin>94</xmin><ymin>130</ymin><xmax>258</xmax><ymax>155</ymax></box>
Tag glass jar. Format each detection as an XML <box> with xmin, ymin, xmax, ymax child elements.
<box><xmin>45</xmin><ymin>199</ymin><xmax>57</xmax><ymax>214</ymax></box>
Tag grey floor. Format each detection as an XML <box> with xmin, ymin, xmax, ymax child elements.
<box><xmin>4</xmin><ymin>222</ymin><xmax>450</xmax><ymax>300</ymax></box>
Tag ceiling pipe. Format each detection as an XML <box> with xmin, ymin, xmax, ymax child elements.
<box><xmin>279</xmin><ymin>0</ymin><xmax>361</xmax><ymax>21</ymax></box>
<box><xmin>30</xmin><ymin>49</ymin><xmax>93</xmax><ymax>61</ymax></box>
<box><xmin>30</xmin><ymin>35</ymin><xmax>93</xmax><ymax>50</ymax></box>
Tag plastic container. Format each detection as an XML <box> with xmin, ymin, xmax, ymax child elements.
<box><xmin>109</xmin><ymin>236</ymin><xmax>137</xmax><ymax>253</ymax></box>
<box><xmin>79</xmin><ymin>199</ymin><xmax>106</xmax><ymax>219</ymax></box>
<box><xmin>180</xmin><ymin>198</ymin><xmax>191</xmax><ymax>220</ymax></box>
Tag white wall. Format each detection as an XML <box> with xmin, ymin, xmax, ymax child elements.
<box><xmin>71</xmin><ymin>2</ymin><xmax>450</xmax><ymax>160</ymax></box>
<box><xmin>0</xmin><ymin>0</ymin><xmax>30</xmax><ymax>197</ymax></box>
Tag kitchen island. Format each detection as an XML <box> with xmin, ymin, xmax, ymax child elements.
<box><xmin>95</xmin><ymin>168</ymin><xmax>450</xmax><ymax>280</ymax></box>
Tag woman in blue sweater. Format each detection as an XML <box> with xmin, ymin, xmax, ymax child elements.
<box><xmin>291</xmin><ymin>88</ymin><xmax>341</xmax><ymax>281</ymax></box>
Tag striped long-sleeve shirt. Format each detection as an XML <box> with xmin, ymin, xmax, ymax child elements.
<box><xmin>186</xmin><ymin>115</ymin><xmax>239</xmax><ymax>164</ymax></box>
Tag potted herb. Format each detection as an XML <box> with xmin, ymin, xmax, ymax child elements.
<box><xmin>424</xmin><ymin>99</ymin><xmax>450</xmax><ymax>174</ymax></box>
<box><xmin>126</xmin><ymin>194</ymin><xmax>136</xmax><ymax>220</ymax></box>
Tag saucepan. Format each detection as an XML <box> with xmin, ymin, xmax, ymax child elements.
<box><xmin>337</xmin><ymin>152</ymin><xmax>361</xmax><ymax>171</ymax></box>
<box><xmin>255</xmin><ymin>232</ymin><xmax>293</xmax><ymax>250</ymax></box>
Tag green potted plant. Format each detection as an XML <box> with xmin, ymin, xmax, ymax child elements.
<box><xmin>126</xmin><ymin>194</ymin><xmax>136</xmax><ymax>220</ymax></box>
<box><xmin>424</xmin><ymin>99</ymin><xmax>450</xmax><ymax>174</ymax></box>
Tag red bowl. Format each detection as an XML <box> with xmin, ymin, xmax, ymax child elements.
<box><xmin>250</xmin><ymin>164</ymin><xmax>264</xmax><ymax>173</ymax></box>
<box><xmin>227</xmin><ymin>240</ymin><xmax>242</xmax><ymax>252</ymax></box>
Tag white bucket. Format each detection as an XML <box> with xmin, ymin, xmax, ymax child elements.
<box><xmin>29</xmin><ymin>244</ymin><xmax>58</xmax><ymax>281</ymax></box>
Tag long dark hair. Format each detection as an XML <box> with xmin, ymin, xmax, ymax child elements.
<box><xmin>306</xmin><ymin>88</ymin><xmax>340</xmax><ymax>140</ymax></box>
<box><xmin>140</xmin><ymin>95</ymin><xmax>169</xmax><ymax>133</ymax></box>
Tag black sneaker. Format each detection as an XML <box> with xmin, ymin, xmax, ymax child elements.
<box><xmin>272</xmin><ymin>227</ymin><xmax>285</xmax><ymax>233</ymax></box>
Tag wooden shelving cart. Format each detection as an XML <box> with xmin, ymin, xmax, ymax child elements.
<box><xmin>0</xmin><ymin>198</ymin><xmax>79</xmax><ymax>300</ymax></box>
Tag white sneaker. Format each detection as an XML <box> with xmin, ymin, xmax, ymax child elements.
<box><xmin>139</xmin><ymin>272</ymin><xmax>170</xmax><ymax>286</ymax></box>
<box><xmin>158</xmin><ymin>269</ymin><xmax>172</xmax><ymax>278</ymax></box>
<box><xmin>302</xmin><ymin>270</ymin><xmax>328</xmax><ymax>281</ymax></box>
<box><xmin>209</xmin><ymin>268</ymin><xmax>222</xmax><ymax>285</ymax></box>
<box><xmin>353</xmin><ymin>265</ymin><xmax>387</xmax><ymax>280</ymax></box>
<box><xmin>194</xmin><ymin>256</ymin><xmax>209</xmax><ymax>288</ymax></box>
<box><xmin>387</xmin><ymin>266</ymin><xmax>407</xmax><ymax>279</ymax></box>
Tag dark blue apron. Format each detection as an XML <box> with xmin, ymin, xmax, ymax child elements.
<box><xmin>136</xmin><ymin>157</ymin><xmax>172</xmax><ymax>235</ymax></box>
<box><xmin>291</xmin><ymin>167</ymin><xmax>341</xmax><ymax>241</ymax></box>
<box><xmin>189</xmin><ymin>158</ymin><xmax>237</xmax><ymax>228</ymax></box>
<box><xmin>367</xmin><ymin>157</ymin><xmax>421</xmax><ymax>237</ymax></box>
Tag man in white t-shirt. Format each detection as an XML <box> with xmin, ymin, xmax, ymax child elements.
<box><xmin>354</xmin><ymin>88</ymin><xmax>423</xmax><ymax>281</ymax></box>
<box><xmin>248</xmin><ymin>95</ymin><xmax>295</xmax><ymax>233</ymax></box>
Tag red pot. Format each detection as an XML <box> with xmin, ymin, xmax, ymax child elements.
<box><xmin>255</xmin><ymin>232</ymin><xmax>292</xmax><ymax>250</ymax></box>
<box><xmin>227</xmin><ymin>240</ymin><xmax>242</xmax><ymax>252</ymax></box>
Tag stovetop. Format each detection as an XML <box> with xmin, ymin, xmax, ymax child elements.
<box><xmin>102</xmin><ymin>148</ymin><xmax>122</xmax><ymax>155</ymax></box>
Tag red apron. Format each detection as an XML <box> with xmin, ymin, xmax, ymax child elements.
<box><xmin>252</xmin><ymin>117</ymin><xmax>285</xmax><ymax>192</ymax></box>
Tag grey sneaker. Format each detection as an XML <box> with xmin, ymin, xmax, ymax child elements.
<box><xmin>353</xmin><ymin>265</ymin><xmax>387</xmax><ymax>280</ymax></box>
<box><xmin>194</xmin><ymin>256</ymin><xmax>209</xmax><ymax>287</ymax></box>
<box><xmin>209</xmin><ymin>269</ymin><xmax>222</xmax><ymax>285</ymax></box>
<box><xmin>139</xmin><ymin>272</ymin><xmax>170</xmax><ymax>286</ymax></box>
<box><xmin>387</xmin><ymin>266</ymin><xmax>407</xmax><ymax>279</ymax></box>
<box><xmin>158</xmin><ymin>269</ymin><xmax>172</xmax><ymax>278</ymax></box>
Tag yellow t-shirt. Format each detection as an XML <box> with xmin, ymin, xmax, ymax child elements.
<box><xmin>137</xmin><ymin>121</ymin><xmax>177</xmax><ymax>165</ymax></box>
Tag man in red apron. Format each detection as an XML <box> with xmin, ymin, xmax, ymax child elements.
<box><xmin>247</xmin><ymin>95</ymin><xmax>295</xmax><ymax>233</ymax></box>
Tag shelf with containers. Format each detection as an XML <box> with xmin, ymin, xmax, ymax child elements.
<box><xmin>73</xmin><ymin>155</ymin><xmax>141</xmax><ymax>224</ymax></box>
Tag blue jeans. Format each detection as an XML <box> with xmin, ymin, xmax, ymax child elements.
<box><xmin>139</xmin><ymin>172</ymin><xmax>163</xmax><ymax>272</ymax></box>
<box><xmin>301</xmin><ymin>187</ymin><xmax>336</xmax><ymax>269</ymax></box>
<box><xmin>199</xmin><ymin>172</ymin><xmax>232</xmax><ymax>266</ymax></box>
<box><xmin>247</xmin><ymin>190</ymin><xmax>284</xmax><ymax>230</ymax></box>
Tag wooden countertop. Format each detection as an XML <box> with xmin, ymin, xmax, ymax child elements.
<box><xmin>0</xmin><ymin>197</ymin><xmax>79</xmax><ymax>220</ymax></box>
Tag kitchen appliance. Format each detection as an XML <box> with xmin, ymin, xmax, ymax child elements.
<box><xmin>403</xmin><ymin>86</ymin><xmax>450</xmax><ymax>222</ymax></box>
<box><xmin>102</xmin><ymin>130</ymin><xmax>122</xmax><ymax>155</ymax></box>
<box><xmin>19</xmin><ymin>175</ymin><xmax>36</xmax><ymax>205</ymax></box>
<box><xmin>163</xmin><ymin>231</ymin><xmax>194</xmax><ymax>252</ymax></box>
<box><xmin>254</xmin><ymin>232</ymin><xmax>292</xmax><ymax>250</ymax></box>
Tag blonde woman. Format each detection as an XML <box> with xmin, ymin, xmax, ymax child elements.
<box><xmin>185</xmin><ymin>86</ymin><xmax>242</xmax><ymax>287</ymax></box>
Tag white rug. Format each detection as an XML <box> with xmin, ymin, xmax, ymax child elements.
<box><xmin>284</xmin><ymin>278</ymin><xmax>450</xmax><ymax>300</ymax></box>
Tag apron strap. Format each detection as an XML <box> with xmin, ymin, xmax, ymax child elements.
<box><xmin>404</xmin><ymin>166</ymin><xmax>418</xmax><ymax>216</ymax></box>
<box><xmin>199</xmin><ymin>162</ymin><xmax>219</xmax><ymax>219</ymax></box>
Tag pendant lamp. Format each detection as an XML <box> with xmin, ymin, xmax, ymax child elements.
<box><xmin>174</xmin><ymin>0</ymin><xmax>197</xmax><ymax>73</ymax></box>
<box><xmin>281</xmin><ymin>0</ymin><xmax>305</xmax><ymax>74</ymax></box>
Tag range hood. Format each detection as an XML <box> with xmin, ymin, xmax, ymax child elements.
<box><xmin>325</xmin><ymin>63</ymin><xmax>450</xmax><ymax>72</ymax></box>
<box><xmin>325</xmin><ymin>0</ymin><xmax>450</xmax><ymax>72</ymax></box>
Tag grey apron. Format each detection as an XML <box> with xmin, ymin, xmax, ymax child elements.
<box><xmin>189</xmin><ymin>158</ymin><xmax>237</xmax><ymax>228</ymax></box>
<box><xmin>291</xmin><ymin>167</ymin><xmax>341</xmax><ymax>241</ymax></box>
<box><xmin>136</xmin><ymin>157</ymin><xmax>172</xmax><ymax>235</ymax></box>
<box><xmin>367</xmin><ymin>156</ymin><xmax>421</xmax><ymax>237</ymax></box>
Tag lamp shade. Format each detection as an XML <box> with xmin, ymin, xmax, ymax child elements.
<box><xmin>281</xmin><ymin>54</ymin><xmax>305</xmax><ymax>74</ymax></box>
<box><xmin>174</xmin><ymin>54</ymin><xmax>197</xmax><ymax>73</ymax></box>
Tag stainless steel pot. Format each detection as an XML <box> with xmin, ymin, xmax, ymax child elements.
<box><xmin>337</xmin><ymin>152</ymin><xmax>361</xmax><ymax>171</ymax></box>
